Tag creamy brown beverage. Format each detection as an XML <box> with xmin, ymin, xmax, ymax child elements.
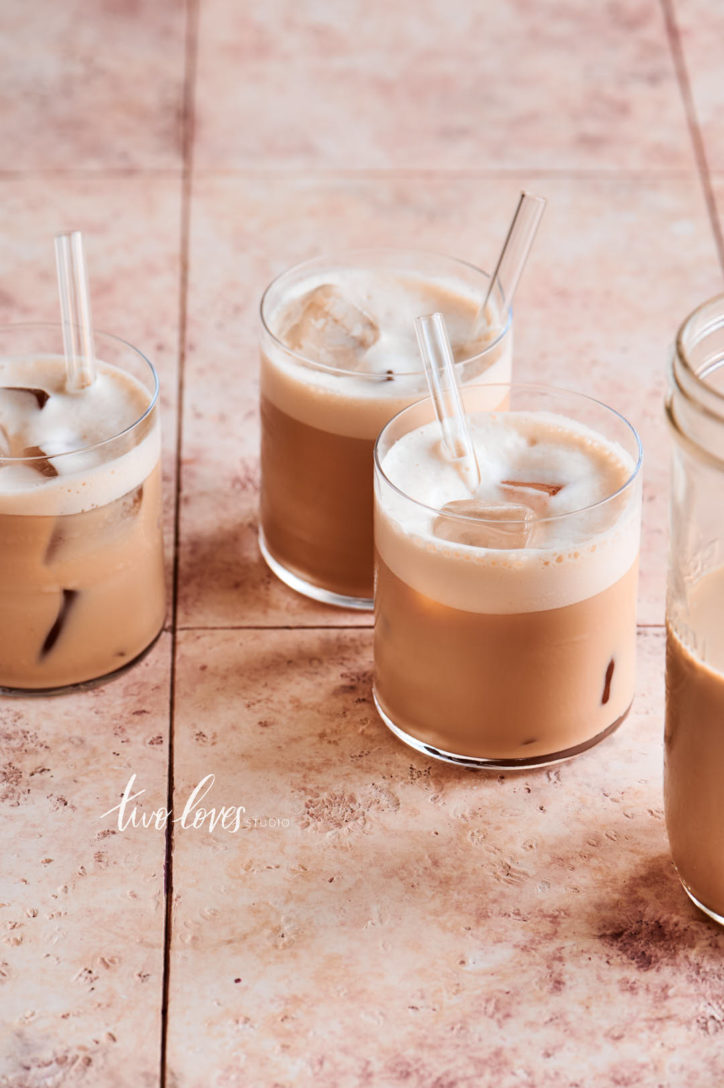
<box><xmin>259</xmin><ymin>251</ymin><xmax>512</xmax><ymax>607</ymax></box>
<box><xmin>374</xmin><ymin>386</ymin><xmax>642</xmax><ymax>767</ymax></box>
<box><xmin>0</xmin><ymin>346</ymin><xmax>164</xmax><ymax>692</ymax></box>
<box><xmin>665</xmin><ymin>567</ymin><xmax>724</xmax><ymax>922</ymax></box>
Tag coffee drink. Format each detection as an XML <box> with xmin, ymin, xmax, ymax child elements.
<box><xmin>0</xmin><ymin>342</ymin><xmax>164</xmax><ymax>691</ymax></box>
<box><xmin>665</xmin><ymin>292</ymin><xmax>724</xmax><ymax>923</ymax></box>
<box><xmin>259</xmin><ymin>251</ymin><xmax>512</xmax><ymax>607</ymax></box>
<box><xmin>374</xmin><ymin>385</ymin><xmax>642</xmax><ymax>767</ymax></box>
<box><xmin>665</xmin><ymin>567</ymin><xmax>724</xmax><ymax>921</ymax></box>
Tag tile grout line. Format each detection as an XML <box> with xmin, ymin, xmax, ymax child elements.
<box><xmin>178</xmin><ymin>623</ymin><xmax>376</xmax><ymax>631</ymax></box>
<box><xmin>159</xmin><ymin>0</ymin><xmax>199</xmax><ymax>1084</ymax></box>
<box><xmin>182</xmin><ymin>167</ymin><xmax>705</xmax><ymax>181</ymax></box>
<box><xmin>0</xmin><ymin>169</ymin><xmax>185</xmax><ymax>179</ymax></box>
<box><xmin>660</xmin><ymin>0</ymin><xmax>724</xmax><ymax>275</ymax></box>
<box><xmin>173</xmin><ymin>622</ymin><xmax>666</xmax><ymax>632</ymax></box>
<box><xmin>0</xmin><ymin>168</ymin><xmax>712</xmax><ymax>182</ymax></box>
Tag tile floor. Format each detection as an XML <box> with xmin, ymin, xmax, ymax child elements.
<box><xmin>1</xmin><ymin>1</ymin><xmax>723</xmax><ymax>1084</ymax></box>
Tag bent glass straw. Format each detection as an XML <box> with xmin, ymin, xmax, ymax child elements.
<box><xmin>474</xmin><ymin>191</ymin><xmax>546</xmax><ymax>337</ymax></box>
<box><xmin>55</xmin><ymin>230</ymin><xmax>97</xmax><ymax>390</ymax></box>
<box><xmin>415</xmin><ymin>311</ymin><xmax>481</xmax><ymax>492</ymax></box>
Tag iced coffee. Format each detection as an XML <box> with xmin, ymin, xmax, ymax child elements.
<box><xmin>259</xmin><ymin>250</ymin><xmax>512</xmax><ymax>608</ymax></box>
<box><xmin>0</xmin><ymin>326</ymin><xmax>165</xmax><ymax>692</ymax></box>
<box><xmin>665</xmin><ymin>292</ymin><xmax>724</xmax><ymax>924</ymax></box>
<box><xmin>665</xmin><ymin>569</ymin><xmax>724</xmax><ymax>922</ymax></box>
<box><xmin>374</xmin><ymin>384</ymin><xmax>642</xmax><ymax>767</ymax></box>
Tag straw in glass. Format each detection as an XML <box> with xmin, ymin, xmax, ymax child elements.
<box><xmin>415</xmin><ymin>312</ymin><xmax>481</xmax><ymax>492</ymax></box>
<box><xmin>54</xmin><ymin>230</ymin><xmax>97</xmax><ymax>391</ymax></box>
<box><xmin>473</xmin><ymin>191</ymin><xmax>546</xmax><ymax>338</ymax></box>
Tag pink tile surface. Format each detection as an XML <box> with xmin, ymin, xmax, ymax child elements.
<box><xmin>166</xmin><ymin>626</ymin><xmax>724</xmax><ymax>1087</ymax></box>
<box><xmin>0</xmin><ymin>0</ymin><xmax>185</xmax><ymax>171</ymax></box>
<box><xmin>512</xmin><ymin>174</ymin><xmax>723</xmax><ymax>623</ymax></box>
<box><xmin>0</xmin><ymin>177</ymin><xmax>181</xmax><ymax>388</ymax></box>
<box><xmin>3</xmin><ymin>0</ymin><xmax>724</xmax><ymax>1081</ymax></box>
<box><xmin>193</xmin><ymin>0</ymin><xmax>692</xmax><ymax>172</ymax></box>
<box><xmin>674</xmin><ymin>0</ymin><xmax>724</xmax><ymax>170</ymax></box>
<box><xmin>0</xmin><ymin>636</ymin><xmax>170</xmax><ymax>1086</ymax></box>
<box><xmin>181</xmin><ymin>172</ymin><xmax>721</xmax><ymax>627</ymax></box>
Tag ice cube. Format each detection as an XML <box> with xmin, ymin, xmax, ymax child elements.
<box><xmin>0</xmin><ymin>388</ymin><xmax>52</xmax><ymax>459</ymax></box>
<box><xmin>0</xmin><ymin>386</ymin><xmax>50</xmax><ymax>409</ymax></box>
<box><xmin>20</xmin><ymin>445</ymin><xmax>58</xmax><ymax>478</ymax></box>
<box><xmin>22</xmin><ymin>446</ymin><xmax>58</xmax><ymax>478</ymax></box>
<box><xmin>601</xmin><ymin>657</ymin><xmax>615</xmax><ymax>705</ymax></box>
<box><xmin>44</xmin><ymin>485</ymin><xmax>144</xmax><ymax>565</ymax></box>
<box><xmin>281</xmin><ymin>284</ymin><xmax>379</xmax><ymax>369</ymax></box>
<box><xmin>40</xmin><ymin>588</ymin><xmax>78</xmax><ymax>658</ymax></box>
<box><xmin>433</xmin><ymin>499</ymin><xmax>533</xmax><ymax>549</ymax></box>
<box><xmin>499</xmin><ymin>478</ymin><xmax>563</xmax><ymax>516</ymax></box>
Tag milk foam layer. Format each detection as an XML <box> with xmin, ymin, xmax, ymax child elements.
<box><xmin>376</xmin><ymin>411</ymin><xmax>640</xmax><ymax>614</ymax></box>
<box><xmin>262</xmin><ymin>267</ymin><xmax>511</xmax><ymax>440</ymax></box>
<box><xmin>0</xmin><ymin>356</ymin><xmax>159</xmax><ymax>516</ymax></box>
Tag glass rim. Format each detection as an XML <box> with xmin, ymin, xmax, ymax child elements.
<box><xmin>0</xmin><ymin>322</ymin><xmax>159</xmax><ymax>465</ymax></box>
<box><xmin>675</xmin><ymin>292</ymin><xmax>724</xmax><ymax>411</ymax></box>
<box><xmin>258</xmin><ymin>246</ymin><xmax>512</xmax><ymax>379</ymax></box>
<box><xmin>374</xmin><ymin>380</ymin><xmax>643</xmax><ymax>528</ymax></box>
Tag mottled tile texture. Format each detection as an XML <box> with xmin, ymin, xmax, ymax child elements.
<box><xmin>0</xmin><ymin>638</ymin><xmax>171</xmax><ymax>1087</ymax></box>
<box><xmin>2</xmin><ymin>0</ymin><xmax>724</xmax><ymax>1084</ymax></box>
<box><xmin>193</xmin><ymin>0</ymin><xmax>691</xmax><ymax>172</ymax></box>
<box><xmin>166</xmin><ymin>628</ymin><xmax>724</xmax><ymax>1087</ymax></box>
<box><xmin>0</xmin><ymin>0</ymin><xmax>185</xmax><ymax>171</ymax></box>
<box><xmin>672</xmin><ymin>0</ymin><xmax>724</xmax><ymax>170</ymax></box>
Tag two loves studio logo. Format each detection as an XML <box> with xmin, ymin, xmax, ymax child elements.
<box><xmin>100</xmin><ymin>773</ymin><xmax>291</xmax><ymax>833</ymax></box>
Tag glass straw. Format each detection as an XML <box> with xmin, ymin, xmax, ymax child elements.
<box><xmin>473</xmin><ymin>191</ymin><xmax>546</xmax><ymax>337</ymax></box>
<box><xmin>54</xmin><ymin>230</ymin><xmax>97</xmax><ymax>391</ymax></box>
<box><xmin>415</xmin><ymin>312</ymin><xmax>481</xmax><ymax>492</ymax></box>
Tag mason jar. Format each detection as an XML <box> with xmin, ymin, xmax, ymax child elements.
<box><xmin>665</xmin><ymin>294</ymin><xmax>724</xmax><ymax>925</ymax></box>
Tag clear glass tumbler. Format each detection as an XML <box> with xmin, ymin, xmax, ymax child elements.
<box><xmin>665</xmin><ymin>294</ymin><xmax>724</xmax><ymax>924</ymax></box>
<box><xmin>0</xmin><ymin>324</ymin><xmax>165</xmax><ymax>693</ymax></box>
<box><xmin>374</xmin><ymin>382</ymin><xmax>642</xmax><ymax>768</ymax></box>
<box><xmin>258</xmin><ymin>249</ymin><xmax>512</xmax><ymax>610</ymax></box>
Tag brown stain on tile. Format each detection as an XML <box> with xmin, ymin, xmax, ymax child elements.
<box><xmin>0</xmin><ymin>721</ymin><xmax>50</xmax><ymax>755</ymax></box>
<box><xmin>599</xmin><ymin>914</ymin><xmax>689</xmax><ymax>972</ymax></box>
<box><xmin>0</xmin><ymin>762</ymin><xmax>27</xmax><ymax>807</ymax></box>
<box><xmin>596</xmin><ymin>854</ymin><xmax>724</xmax><ymax>979</ymax></box>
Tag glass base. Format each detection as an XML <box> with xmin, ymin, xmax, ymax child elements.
<box><xmin>373</xmin><ymin>687</ymin><xmax>631</xmax><ymax>770</ymax></box>
<box><xmin>0</xmin><ymin>625</ymin><xmax>165</xmax><ymax>697</ymax></box>
<box><xmin>680</xmin><ymin>882</ymin><xmax>724</xmax><ymax>927</ymax></box>
<box><xmin>258</xmin><ymin>528</ymin><xmax>373</xmax><ymax>611</ymax></box>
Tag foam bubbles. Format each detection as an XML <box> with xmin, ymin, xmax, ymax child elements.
<box><xmin>376</xmin><ymin>410</ymin><xmax>640</xmax><ymax>613</ymax></box>
<box><xmin>0</xmin><ymin>356</ymin><xmax>159</xmax><ymax>516</ymax></box>
<box><xmin>261</xmin><ymin>268</ymin><xmax>512</xmax><ymax>440</ymax></box>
